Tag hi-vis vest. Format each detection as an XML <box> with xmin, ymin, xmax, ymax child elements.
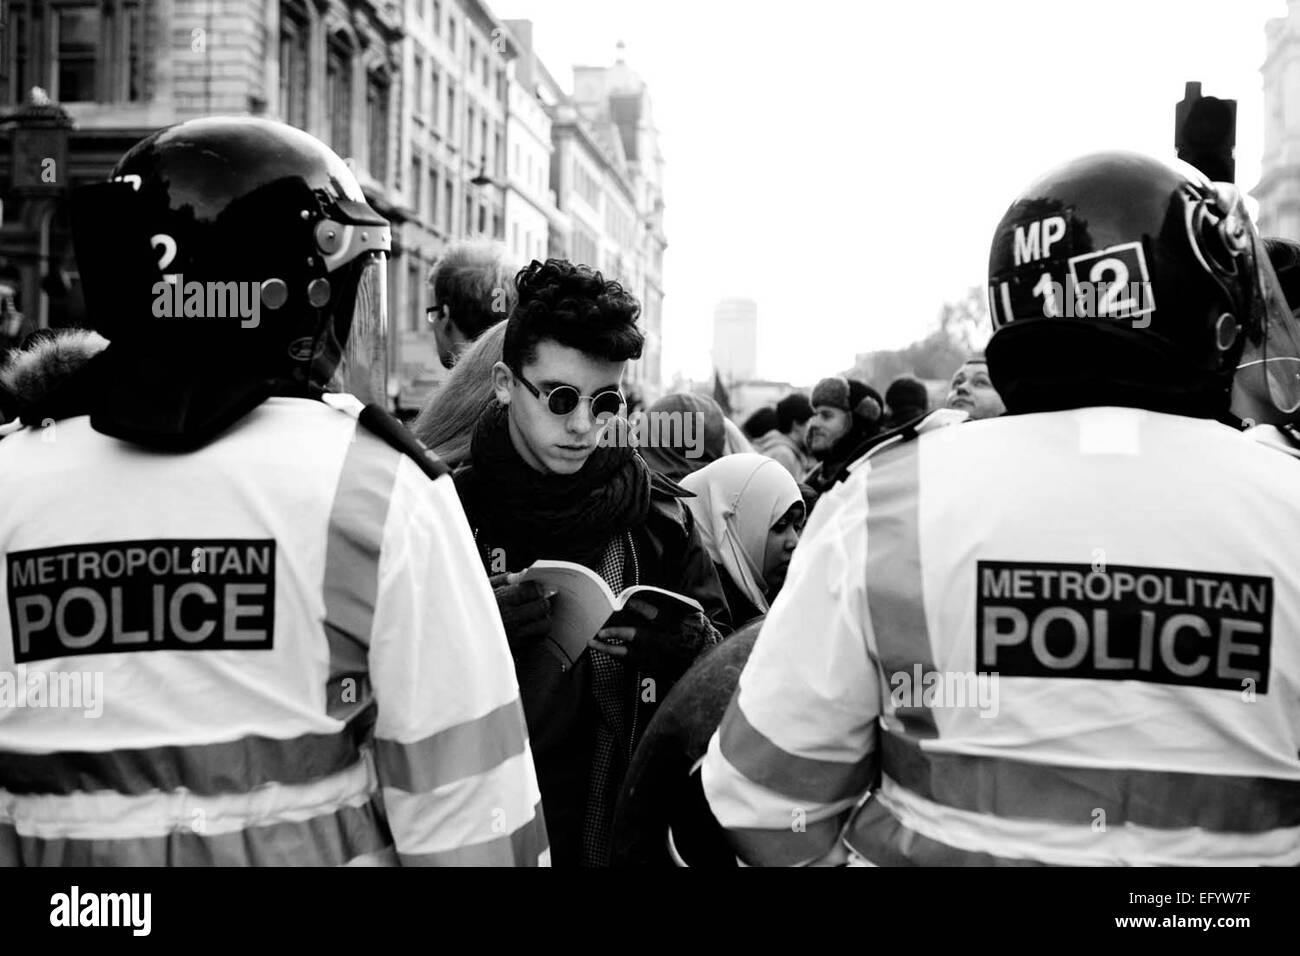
<box><xmin>0</xmin><ymin>397</ymin><xmax>547</xmax><ymax>866</ymax></box>
<box><xmin>702</xmin><ymin>406</ymin><xmax>1300</xmax><ymax>866</ymax></box>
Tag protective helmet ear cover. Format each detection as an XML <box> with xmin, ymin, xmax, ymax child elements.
<box><xmin>983</xmin><ymin>150</ymin><xmax>1300</xmax><ymax>421</ymax></box>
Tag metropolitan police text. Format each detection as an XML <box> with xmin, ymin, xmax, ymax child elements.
<box><xmin>977</xmin><ymin>561</ymin><xmax>1272</xmax><ymax>691</ymax></box>
<box><xmin>7</xmin><ymin>539</ymin><xmax>277</xmax><ymax>663</ymax></box>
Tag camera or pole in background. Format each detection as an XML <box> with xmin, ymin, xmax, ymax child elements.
<box><xmin>1176</xmin><ymin>80</ymin><xmax>1236</xmax><ymax>183</ymax></box>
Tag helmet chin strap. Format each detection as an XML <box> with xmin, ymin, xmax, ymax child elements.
<box><xmin>293</xmin><ymin>302</ymin><xmax>338</xmax><ymax>394</ymax></box>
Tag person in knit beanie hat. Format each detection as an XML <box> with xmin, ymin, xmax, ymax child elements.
<box><xmin>884</xmin><ymin>375</ymin><xmax>930</xmax><ymax>428</ymax></box>
<box><xmin>804</xmin><ymin>375</ymin><xmax>884</xmax><ymax>493</ymax></box>
<box><xmin>847</xmin><ymin>379</ymin><xmax>884</xmax><ymax>423</ymax></box>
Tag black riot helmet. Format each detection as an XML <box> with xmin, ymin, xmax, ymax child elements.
<box><xmin>984</xmin><ymin>151</ymin><xmax>1300</xmax><ymax>423</ymax></box>
<box><xmin>69</xmin><ymin>116</ymin><xmax>391</xmax><ymax>449</ymax></box>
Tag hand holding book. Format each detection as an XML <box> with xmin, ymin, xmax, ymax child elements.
<box><xmin>514</xmin><ymin>560</ymin><xmax>705</xmax><ymax>667</ymax></box>
<box><xmin>488</xmin><ymin>572</ymin><xmax>558</xmax><ymax>654</ymax></box>
<box><xmin>589</xmin><ymin>597</ymin><xmax>714</xmax><ymax>674</ymax></box>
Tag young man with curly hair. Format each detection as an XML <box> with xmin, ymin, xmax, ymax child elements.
<box><xmin>453</xmin><ymin>259</ymin><xmax>731</xmax><ymax>867</ymax></box>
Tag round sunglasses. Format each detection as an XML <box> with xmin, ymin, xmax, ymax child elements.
<box><xmin>512</xmin><ymin>367</ymin><xmax>625</xmax><ymax>420</ymax></box>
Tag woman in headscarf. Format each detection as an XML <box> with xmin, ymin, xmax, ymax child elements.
<box><xmin>679</xmin><ymin>453</ymin><xmax>805</xmax><ymax>629</ymax></box>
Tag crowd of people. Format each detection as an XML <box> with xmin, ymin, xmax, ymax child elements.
<box><xmin>394</xmin><ymin>232</ymin><xmax>1017</xmax><ymax>864</ymax></box>
<box><xmin>0</xmin><ymin>117</ymin><xmax>1297</xmax><ymax>869</ymax></box>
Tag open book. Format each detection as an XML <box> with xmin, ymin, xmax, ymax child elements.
<box><xmin>516</xmin><ymin>559</ymin><xmax>704</xmax><ymax>665</ymax></box>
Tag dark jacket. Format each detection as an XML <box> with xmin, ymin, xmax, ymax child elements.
<box><xmin>717</xmin><ymin>562</ymin><xmax>764</xmax><ymax>632</ymax></box>
<box><xmin>611</xmin><ymin>619</ymin><xmax>764</xmax><ymax>867</ymax></box>
<box><xmin>453</xmin><ymin>466</ymin><xmax>731</xmax><ymax>866</ymax></box>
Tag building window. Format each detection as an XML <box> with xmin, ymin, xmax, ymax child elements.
<box><xmin>408</xmin><ymin>258</ymin><xmax>424</xmax><ymax>332</ymax></box>
<box><xmin>121</xmin><ymin>0</ymin><xmax>144</xmax><ymax>101</ymax></box>
<box><xmin>469</xmin><ymin>37</ymin><xmax>477</xmax><ymax>79</ymax></box>
<box><xmin>280</xmin><ymin>1</ymin><xmax>310</xmax><ymax>128</ymax></box>
<box><xmin>53</xmin><ymin>2</ymin><xmax>100</xmax><ymax>102</ymax></box>
<box><xmin>497</xmin><ymin>68</ymin><xmax>506</xmax><ymax>105</ymax></box>
<box><xmin>446</xmin><ymin>82</ymin><xmax>456</xmax><ymax>142</ymax></box>
<box><xmin>411</xmin><ymin>153</ymin><xmax>422</xmax><ymax>214</ymax></box>
<box><xmin>444</xmin><ymin>178</ymin><xmax>454</xmax><ymax>233</ymax></box>
<box><xmin>41</xmin><ymin>2</ymin><xmax>146</xmax><ymax>105</ymax></box>
<box><xmin>448</xmin><ymin>16</ymin><xmax>456</xmax><ymax>53</ymax></box>
<box><xmin>465</xmin><ymin>195</ymin><xmax>473</xmax><ymax>236</ymax></box>
<box><xmin>482</xmin><ymin>55</ymin><xmax>490</xmax><ymax>89</ymax></box>
<box><xmin>480</xmin><ymin>117</ymin><xmax>488</xmax><ymax>167</ymax></box>
<box><xmin>412</xmin><ymin>52</ymin><xmax>423</xmax><ymax>115</ymax></box>
<box><xmin>7</xmin><ymin>2</ymin><xmax>28</xmax><ymax>104</ymax></box>
<box><xmin>366</xmin><ymin>70</ymin><xmax>390</xmax><ymax>184</ymax></box>
<box><xmin>512</xmin><ymin>222</ymin><xmax>519</xmax><ymax>255</ymax></box>
<box><xmin>494</xmin><ymin>127</ymin><xmax>503</xmax><ymax>179</ymax></box>
<box><xmin>432</xmin><ymin>0</ymin><xmax>441</xmax><ymax>34</ymax></box>
<box><xmin>478</xmin><ymin>205</ymin><xmax>487</xmax><ymax>234</ymax></box>
<box><xmin>572</xmin><ymin>160</ymin><xmax>601</xmax><ymax>208</ymax></box>
<box><xmin>326</xmin><ymin>32</ymin><xmax>354</xmax><ymax>157</ymax></box>
<box><xmin>428</xmin><ymin>163</ymin><xmax>439</xmax><ymax>224</ymax></box>
<box><xmin>492</xmin><ymin>211</ymin><xmax>501</xmax><ymax>240</ymax></box>
<box><xmin>466</xmin><ymin>102</ymin><xmax>476</xmax><ymax>158</ymax></box>
<box><xmin>572</xmin><ymin>225</ymin><xmax>598</xmax><ymax>269</ymax></box>
<box><xmin>430</xmin><ymin>68</ymin><xmax>440</xmax><ymax>128</ymax></box>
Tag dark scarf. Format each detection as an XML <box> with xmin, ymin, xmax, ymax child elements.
<box><xmin>466</xmin><ymin>400</ymin><xmax>652</xmax><ymax>568</ymax></box>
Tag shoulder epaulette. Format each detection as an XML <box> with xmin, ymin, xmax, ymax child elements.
<box><xmin>844</xmin><ymin>408</ymin><xmax>970</xmax><ymax>478</ymax></box>
<box><xmin>357</xmin><ymin>403</ymin><xmax>450</xmax><ymax>481</ymax></box>
<box><xmin>1242</xmin><ymin>422</ymin><xmax>1300</xmax><ymax>460</ymax></box>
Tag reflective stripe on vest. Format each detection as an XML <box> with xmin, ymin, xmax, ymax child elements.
<box><xmin>845</xmin><ymin>732</ymin><xmax>1300</xmax><ymax>866</ymax></box>
<box><xmin>864</xmin><ymin>442</ymin><xmax>937</xmax><ymax>739</ymax></box>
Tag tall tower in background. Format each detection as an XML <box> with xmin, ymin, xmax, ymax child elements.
<box><xmin>712</xmin><ymin>297</ymin><xmax>757</xmax><ymax>383</ymax></box>
<box><xmin>1255</xmin><ymin>0</ymin><xmax>1300</xmax><ymax>237</ymax></box>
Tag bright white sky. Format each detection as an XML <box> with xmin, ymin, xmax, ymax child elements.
<box><xmin>494</xmin><ymin>0</ymin><xmax>1286</xmax><ymax>386</ymax></box>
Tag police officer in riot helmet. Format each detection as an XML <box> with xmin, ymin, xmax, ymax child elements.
<box><xmin>0</xmin><ymin>117</ymin><xmax>545</xmax><ymax>867</ymax></box>
<box><xmin>700</xmin><ymin>151</ymin><xmax>1300</xmax><ymax>868</ymax></box>
<box><xmin>58</xmin><ymin>115</ymin><xmax>391</xmax><ymax>447</ymax></box>
<box><xmin>985</xmin><ymin>151</ymin><xmax>1300</xmax><ymax>426</ymax></box>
